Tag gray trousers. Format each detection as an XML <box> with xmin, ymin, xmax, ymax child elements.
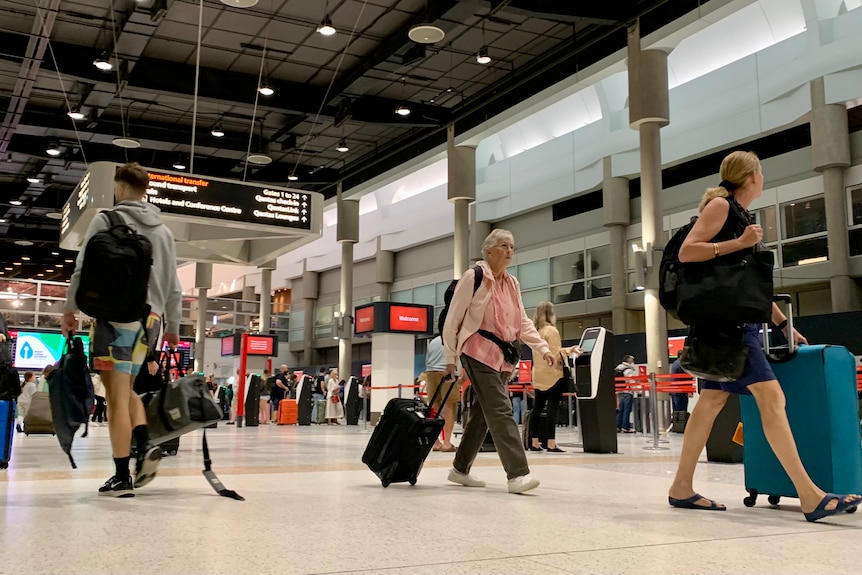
<box><xmin>454</xmin><ymin>355</ymin><xmax>530</xmax><ymax>480</ymax></box>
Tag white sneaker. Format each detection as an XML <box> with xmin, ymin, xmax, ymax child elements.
<box><xmin>447</xmin><ymin>468</ymin><xmax>486</xmax><ymax>488</ymax></box>
<box><xmin>507</xmin><ymin>474</ymin><xmax>540</xmax><ymax>494</ymax></box>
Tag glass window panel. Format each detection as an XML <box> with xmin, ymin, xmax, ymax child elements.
<box><xmin>553</xmin><ymin>281</ymin><xmax>586</xmax><ymax>303</ymax></box>
<box><xmin>412</xmin><ymin>284</ymin><xmax>435</xmax><ymax>306</ymax></box>
<box><xmin>586</xmin><ymin>245</ymin><xmax>610</xmax><ymax>278</ymax></box>
<box><xmin>520</xmin><ymin>288</ymin><xmax>549</xmax><ymax>309</ymax></box>
<box><xmin>38</xmin><ymin>284</ymin><xmax>68</xmax><ymax>299</ymax></box>
<box><xmin>627</xmin><ymin>272</ymin><xmax>641</xmax><ymax>293</ymax></box>
<box><xmin>781</xmin><ymin>237</ymin><xmax>829</xmax><ymax>268</ymax></box>
<box><xmin>436</xmin><ymin>282</ymin><xmax>450</xmax><ymax>305</ymax></box>
<box><xmin>850</xmin><ymin>228</ymin><xmax>862</xmax><ymax>257</ymax></box>
<box><xmin>851</xmin><ymin>186</ymin><xmax>862</xmax><ymax>226</ymax></box>
<box><xmin>516</xmin><ymin>260</ymin><xmax>549</xmax><ymax>290</ymax></box>
<box><xmin>314</xmin><ymin>304</ymin><xmax>333</xmax><ymax>325</ymax></box>
<box><xmin>290</xmin><ymin>329</ymin><xmax>305</xmax><ymax>343</ymax></box>
<box><xmin>0</xmin><ymin>297</ymin><xmax>36</xmax><ymax>313</ymax></box>
<box><xmin>627</xmin><ymin>238</ymin><xmax>642</xmax><ymax>271</ymax></box>
<box><xmin>587</xmin><ymin>277</ymin><xmax>612</xmax><ymax>298</ymax></box>
<box><xmin>390</xmin><ymin>290</ymin><xmax>411</xmax><ymax>303</ymax></box>
<box><xmin>0</xmin><ymin>280</ymin><xmax>38</xmax><ymax>297</ymax></box>
<box><xmin>551</xmin><ymin>284</ymin><xmax>575</xmax><ymax>304</ymax></box>
<box><xmin>550</xmin><ymin>252</ymin><xmax>583</xmax><ymax>284</ymax></box>
<box><xmin>781</xmin><ymin>195</ymin><xmax>826</xmax><ymax>239</ymax></box>
<box><xmin>290</xmin><ymin>310</ymin><xmax>304</xmax><ymax>330</ymax></box>
<box><xmin>2</xmin><ymin>312</ymin><xmax>35</xmax><ymax>327</ymax></box>
<box><xmin>314</xmin><ymin>325</ymin><xmax>333</xmax><ymax>339</ymax></box>
<box><xmin>754</xmin><ymin>206</ymin><xmax>778</xmax><ymax>243</ymax></box>
<box><xmin>507</xmin><ymin>265</ymin><xmax>518</xmax><ymax>280</ymax></box>
<box><xmin>37</xmin><ymin>314</ymin><xmax>62</xmax><ymax>328</ymax></box>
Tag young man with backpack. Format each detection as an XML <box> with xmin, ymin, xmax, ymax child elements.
<box><xmin>62</xmin><ymin>162</ymin><xmax>182</xmax><ymax>497</ymax></box>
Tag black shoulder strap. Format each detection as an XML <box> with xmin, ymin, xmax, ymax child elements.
<box><xmin>103</xmin><ymin>210</ymin><xmax>124</xmax><ymax>228</ymax></box>
<box><xmin>472</xmin><ymin>265</ymin><xmax>483</xmax><ymax>294</ymax></box>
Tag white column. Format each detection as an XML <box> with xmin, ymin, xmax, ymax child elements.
<box><xmin>193</xmin><ymin>262</ymin><xmax>212</xmax><ymax>373</ymax></box>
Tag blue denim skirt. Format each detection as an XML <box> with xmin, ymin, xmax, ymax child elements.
<box><xmin>700</xmin><ymin>324</ymin><xmax>776</xmax><ymax>395</ymax></box>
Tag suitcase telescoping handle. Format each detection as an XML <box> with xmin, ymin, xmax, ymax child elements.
<box><xmin>426</xmin><ymin>374</ymin><xmax>455</xmax><ymax>418</ymax></box>
<box><xmin>763</xmin><ymin>294</ymin><xmax>796</xmax><ymax>361</ymax></box>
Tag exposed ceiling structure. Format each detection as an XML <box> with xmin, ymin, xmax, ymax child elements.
<box><xmin>0</xmin><ymin>0</ymin><xmax>709</xmax><ymax>282</ymax></box>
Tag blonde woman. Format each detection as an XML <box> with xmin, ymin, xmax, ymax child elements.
<box><xmin>529</xmin><ymin>302</ymin><xmax>581</xmax><ymax>452</ymax></box>
<box><xmin>668</xmin><ymin>150</ymin><xmax>861</xmax><ymax>521</ymax></box>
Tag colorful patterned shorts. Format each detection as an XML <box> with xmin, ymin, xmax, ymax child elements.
<box><xmin>90</xmin><ymin>313</ymin><xmax>162</xmax><ymax>376</ymax></box>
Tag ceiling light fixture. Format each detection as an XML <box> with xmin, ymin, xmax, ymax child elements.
<box><xmin>173</xmin><ymin>156</ymin><xmax>187</xmax><ymax>170</ymax></box>
<box><xmin>219</xmin><ymin>0</ymin><xmax>258</xmax><ymax>7</ymax></box>
<box><xmin>336</xmin><ymin>139</ymin><xmax>349</xmax><ymax>152</ymax></box>
<box><xmin>45</xmin><ymin>211</ymin><xmax>62</xmax><ymax>220</ymax></box>
<box><xmin>408</xmin><ymin>24</ymin><xmax>445</xmax><ymax>44</ymax></box>
<box><xmin>476</xmin><ymin>46</ymin><xmax>491</xmax><ymax>65</ymax></box>
<box><xmin>67</xmin><ymin>105</ymin><xmax>85</xmax><ymax>120</ymax></box>
<box><xmin>288</xmin><ymin>174</ymin><xmax>299</xmax><ymax>181</ymax></box>
<box><xmin>211</xmin><ymin>123</ymin><xmax>225</xmax><ymax>138</ymax></box>
<box><xmin>26</xmin><ymin>176</ymin><xmax>41</xmax><ymax>184</ymax></box>
<box><xmin>112</xmin><ymin>137</ymin><xmax>141</xmax><ymax>149</ymax></box>
<box><xmin>317</xmin><ymin>16</ymin><xmax>336</xmax><ymax>36</ymax></box>
<box><xmin>395</xmin><ymin>103</ymin><xmax>411</xmax><ymax>116</ymax></box>
<box><xmin>93</xmin><ymin>51</ymin><xmax>113</xmax><ymax>71</ymax></box>
<box><xmin>258</xmin><ymin>81</ymin><xmax>274</xmax><ymax>96</ymax></box>
<box><xmin>247</xmin><ymin>153</ymin><xmax>272</xmax><ymax>165</ymax></box>
<box><xmin>51</xmin><ymin>251</ymin><xmax>59</xmax><ymax>256</ymax></box>
<box><xmin>16</xmin><ymin>240</ymin><xmax>33</xmax><ymax>247</ymax></box>
<box><xmin>46</xmin><ymin>142</ymin><xmax>61</xmax><ymax>156</ymax></box>
<box><xmin>0</xmin><ymin>219</ymin><xmax>5</xmax><ymax>223</ymax></box>
<box><xmin>10</xmin><ymin>200</ymin><xmax>22</xmax><ymax>206</ymax></box>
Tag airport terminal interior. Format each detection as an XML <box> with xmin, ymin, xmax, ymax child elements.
<box><xmin>3</xmin><ymin>0</ymin><xmax>862</xmax><ymax>574</ymax></box>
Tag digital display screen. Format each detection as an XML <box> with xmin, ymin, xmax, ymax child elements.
<box><xmin>145</xmin><ymin>170</ymin><xmax>313</xmax><ymax>230</ymax></box>
<box><xmin>10</xmin><ymin>331</ymin><xmax>91</xmax><ymax>370</ymax></box>
<box><xmin>246</xmin><ymin>335</ymin><xmax>276</xmax><ymax>356</ymax></box>
<box><xmin>220</xmin><ymin>336</ymin><xmax>236</xmax><ymax>357</ymax></box>
<box><xmin>389</xmin><ymin>305</ymin><xmax>429</xmax><ymax>333</ymax></box>
<box><xmin>354</xmin><ymin>305</ymin><xmax>375</xmax><ymax>334</ymax></box>
<box><xmin>579</xmin><ymin>333</ymin><xmax>598</xmax><ymax>353</ymax></box>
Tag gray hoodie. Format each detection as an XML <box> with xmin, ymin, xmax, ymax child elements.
<box><xmin>64</xmin><ymin>200</ymin><xmax>182</xmax><ymax>333</ymax></box>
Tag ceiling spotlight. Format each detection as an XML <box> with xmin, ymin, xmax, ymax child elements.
<box><xmin>67</xmin><ymin>106</ymin><xmax>85</xmax><ymax>120</ymax></box>
<box><xmin>51</xmin><ymin>251</ymin><xmax>59</xmax><ymax>256</ymax></box>
<box><xmin>219</xmin><ymin>0</ymin><xmax>258</xmax><ymax>6</ymax></box>
<box><xmin>258</xmin><ymin>81</ymin><xmax>274</xmax><ymax>96</ymax></box>
<box><xmin>395</xmin><ymin>103</ymin><xmax>411</xmax><ymax>116</ymax></box>
<box><xmin>288</xmin><ymin>174</ymin><xmax>299</xmax><ymax>181</ymax></box>
<box><xmin>247</xmin><ymin>153</ymin><xmax>272</xmax><ymax>165</ymax></box>
<box><xmin>46</xmin><ymin>211</ymin><xmax>63</xmax><ymax>220</ymax></box>
<box><xmin>408</xmin><ymin>24</ymin><xmax>445</xmax><ymax>44</ymax></box>
<box><xmin>112</xmin><ymin>137</ymin><xmax>141</xmax><ymax>149</ymax></box>
<box><xmin>46</xmin><ymin>142</ymin><xmax>61</xmax><ymax>156</ymax></box>
<box><xmin>0</xmin><ymin>219</ymin><xmax>5</xmax><ymax>223</ymax></box>
<box><xmin>16</xmin><ymin>240</ymin><xmax>34</xmax><ymax>247</ymax></box>
<box><xmin>26</xmin><ymin>176</ymin><xmax>41</xmax><ymax>184</ymax></box>
<box><xmin>93</xmin><ymin>51</ymin><xmax>113</xmax><ymax>71</ymax></box>
<box><xmin>476</xmin><ymin>47</ymin><xmax>491</xmax><ymax>65</ymax></box>
<box><xmin>317</xmin><ymin>16</ymin><xmax>336</xmax><ymax>36</ymax></box>
<box><xmin>45</xmin><ymin>269</ymin><xmax>54</xmax><ymax>273</ymax></box>
<box><xmin>10</xmin><ymin>200</ymin><xmax>22</xmax><ymax>206</ymax></box>
<box><xmin>211</xmin><ymin>123</ymin><xmax>225</xmax><ymax>138</ymax></box>
<box><xmin>336</xmin><ymin>139</ymin><xmax>349</xmax><ymax>152</ymax></box>
<box><xmin>3</xmin><ymin>268</ymin><xmax>11</xmax><ymax>272</ymax></box>
<box><xmin>172</xmin><ymin>156</ymin><xmax>187</xmax><ymax>170</ymax></box>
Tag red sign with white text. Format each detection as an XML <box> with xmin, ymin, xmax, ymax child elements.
<box><xmin>389</xmin><ymin>305</ymin><xmax>428</xmax><ymax>333</ymax></box>
<box><xmin>355</xmin><ymin>306</ymin><xmax>375</xmax><ymax>334</ymax></box>
<box><xmin>245</xmin><ymin>335</ymin><xmax>275</xmax><ymax>356</ymax></box>
<box><xmin>361</xmin><ymin>364</ymin><xmax>372</xmax><ymax>378</ymax></box>
<box><xmin>221</xmin><ymin>336</ymin><xmax>235</xmax><ymax>356</ymax></box>
<box><xmin>518</xmin><ymin>360</ymin><xmax>532</xmax><ymax>383</ymax></box>
<box><xmin>668</xmin><ymin>336</ymin><xmax>686</xmax><ymax>358</ymax></box>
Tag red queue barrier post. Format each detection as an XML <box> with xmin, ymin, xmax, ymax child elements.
<box><xmin>236</xmin><ymin>333</ymin><xmax>248</xmax><ymax>428</ymax></box>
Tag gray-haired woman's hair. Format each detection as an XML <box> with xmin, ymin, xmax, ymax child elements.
<box><xmin>533</xmin><ymin>301</ymin><xmax>556</xmax><ymax>331</ymax></box>
<box><xmin>481</xmin><ymin>229</ymin><xmax>514</xmax><ymax>257</ymax></box>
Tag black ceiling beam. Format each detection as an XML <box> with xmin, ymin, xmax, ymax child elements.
<box><xmin>493</xmin><ymin>0</ymin><xmax>629</xmax><ymax>25</ymax></box>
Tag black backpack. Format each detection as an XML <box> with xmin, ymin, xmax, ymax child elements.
<box><xmin>0</xmin><ymin>343</ymin><xmax>21</xmax><ymax>400</ymax></box>
<box><xmin>438</xmin><ymin>266</ymin><xmax>484</xmax><ymax>344</ymax></box>
<box><xmin>658</xmin><ymin>217</ymin><xmax>698</xmax><ymax>319</ymax></box>
<box><xmin>76</xmin><ymin>210</ymin><xmax>153</xmax><ymax>323</ymax></box>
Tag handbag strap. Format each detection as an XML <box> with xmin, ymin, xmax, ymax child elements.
<box><xmin>201</xmin><ymin>430</ymin><xmax>244</xmax><ymax>501</ymax></box>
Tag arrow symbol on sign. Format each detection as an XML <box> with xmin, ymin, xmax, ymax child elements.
<box><xmin>302</xmin><ymin>209</ymin><xmax>307</xmax><ymax>215</ymax></box>
<box><xmin>301</xmin><ymin>217</ymin><xmax>307</xmax><ymax>222</ymax></box>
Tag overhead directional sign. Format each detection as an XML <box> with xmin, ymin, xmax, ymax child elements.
<box><xmin>145</xmin><ymin>171</ymin><xmax>313</xmax><ymax>231</ymax></box>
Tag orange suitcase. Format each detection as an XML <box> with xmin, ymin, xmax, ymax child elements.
<box><xmin>278</xmin><ymin>399</ymin><xmax>298</xmax><ymax>425</ymax></box>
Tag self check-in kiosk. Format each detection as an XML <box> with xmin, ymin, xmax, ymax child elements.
<box><xmin>344</xmin><ymin>376</ymin><xmax>362</xmax><ymax>425</ymax></box>
<box><xmin>296</xmin><ymin>375</ymin><xmax>315</xmax><ymax>426</ymax></box>
<box><xmin>574</xmin><ymin>327</ymin><xmax>617</xmax><ymax>453</ymax></box>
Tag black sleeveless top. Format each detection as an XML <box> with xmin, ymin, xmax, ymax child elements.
<box><xmin>709</xmin><ymin>195</ymin><xmax>753</xmax><ymax>263</ymax></box>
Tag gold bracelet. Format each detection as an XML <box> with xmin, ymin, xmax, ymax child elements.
<box><xmin>713</xmin><ymin>243</ymin><xmax>720</xmax><ymax>257</ymax></box>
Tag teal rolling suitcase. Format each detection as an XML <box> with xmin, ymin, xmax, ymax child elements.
<box><xmin>740</xmin><ymin>298</ymin><xmax>862</xmax><ymax>509</ymax></box>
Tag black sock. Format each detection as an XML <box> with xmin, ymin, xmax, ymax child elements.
<box><xmin>132</xmin><ymin>425</ymin><xmax>149</xmax><ymax>453</ymax></box>
<box><xmin>114</xmin><ymin>456</ymin><xmax>131</xmax><ymax>480</ymax></box>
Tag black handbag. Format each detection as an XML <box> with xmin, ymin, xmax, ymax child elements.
<box><xmin>680</xmin><ymin>325</ymin><xmax>748</xmax><ymax>382</ymax></box>
<box><xmin>559</xmin><ymin>353</ymin><xmax>576</xmax><ymax>394</ymax></box>
<box><xmin>676</xmin><ymin>249</ymin><xmax>774</xmax><ymax>325</ymax></box>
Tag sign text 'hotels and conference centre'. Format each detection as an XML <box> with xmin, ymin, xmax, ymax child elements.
<box><xmin>145</xmin><ymin>171</ymin><xmax>313</xmax><ymax>231</ymax></box>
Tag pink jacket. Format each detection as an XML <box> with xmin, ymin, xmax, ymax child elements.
<box><xmin>442</xmin><ymin>261</ymin><xmax>550</xmax><ymax>366</ymax></box>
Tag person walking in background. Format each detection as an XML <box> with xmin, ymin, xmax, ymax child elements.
<box><xmin>529</xmin><ymin>301</ymin><xmax>581</xmax><ymax>452</ymax></box>
<box><xmin>312</xmin><ymin>367</ymin><xmax>326</xmax><ymax>424</ymax></box>
<box><xmin>259</xmin><ymin>369</ymin><xmax>274</xmax><ymax>424</ymax></box>
<box><xmin>443</xmin><ymin>229</ymin><xmax>555</xmax><ymax>494</ymax></box>
<box><xmin>615</xmin><ymin>355</ymin><xmax>637</xmax><ymax>433</ymax></box>
<box><xmin>325</xmin><ymin>368</ymin><xmax>343</xmax><ymax>424</ymax></box>
<box><xmin>62</xmin><ymin>162</ymin><xmax>182</xmax><ymax>497</ymax></box>
<box><xmin>15</xmin><ymin>372</ymin><xmax>37</xmax><ymax>433</ymax></box>
<box><xmin>425</xmin><ymin>333</ymin><xmax>459</xmax><ymax>452</ymax></box>
<box><xmin>91</xmin><ymin>372</ymin><xmax>108</xmax><ymax>425</ymax></box>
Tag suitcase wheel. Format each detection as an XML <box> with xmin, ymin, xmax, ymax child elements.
<box><xmin>847</xmin><ymin>506</ymin><xmax>857</xmax><ymax>514</ymax></box>
<box><xmin>408</xmin><ymin>477</ymin><xmax>417</xmax><ymax>486</ymax></box>
<box><xmin>381</xmin><ymin>480</ymin><xmax>391</xmax><ymax>488</ymax></box>
<box><xmin>767</xmin><ymin>495</ymin><xmax>781</xmax><ymax>506</ymax></box>
<box><xmin>0</xmin><ymin>462</ymin><xmax>7</xmax><ymax>470</ymax></box>
<box><xmin>743</xmin><ymin>489</ymin><xmax>758</xmax><ymax>508</ymax></box>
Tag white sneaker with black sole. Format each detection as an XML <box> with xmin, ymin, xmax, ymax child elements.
<box><xmin>507</xmin><ymin>474</ymin><xmax>540</xmax><ymax>494</ymax></box>
<box><xmin>134</xmin><ymin>446</ymin><xmax>162</xmax><ymax>488</ymax></box>
<box><xmin>98</xmin><ymin>475</ymin><xmax>135</xmax><ymax>497</ymax></box>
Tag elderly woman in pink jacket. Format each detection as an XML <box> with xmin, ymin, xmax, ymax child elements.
<box><xmin>443</xmin><ymin>229</ymin><xmax>555</xmax><ymax>494</ymax></box>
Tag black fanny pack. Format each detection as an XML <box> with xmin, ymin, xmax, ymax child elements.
<box><xmin>477</xmin><ymin>329</ymin><xmax>520</xmax><ymax>365</ymax></box>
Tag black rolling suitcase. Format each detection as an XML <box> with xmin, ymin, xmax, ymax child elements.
<box><xmin>160</xmin><ymin>436</ymin><xmax>180</xmax><ymax>456</ymax></box>
<box><xmin>362</xmin><ymin>376</ymin><xmax>455</xmax><ymax>487</ymax></box>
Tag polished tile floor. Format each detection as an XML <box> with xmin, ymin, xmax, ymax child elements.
<box><xmin>1</xmin><ymin>421</ymin><xmax>859</xmax><ymax>575</ymax></box>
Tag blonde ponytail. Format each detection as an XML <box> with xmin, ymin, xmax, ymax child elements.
<box><xmin>698</xmin><ymin>150</ymin><xmax>761</xmax><ymax>213</ymax></box>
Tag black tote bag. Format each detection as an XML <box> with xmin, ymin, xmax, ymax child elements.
<box><xmin>675</xmin><ymin>250</ymin><xmax>774</xmax><ymax>326</ymax></box>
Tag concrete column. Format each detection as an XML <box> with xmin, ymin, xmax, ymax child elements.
<box><xmin>302</xmin><ymin>267</ymin><xmax>319</xmax><ymax>365</ymax></box>
<box><xmin>810</xmin><ymin>77</ymin><xmax>862</xmax><ymax>311</ymax></box>
<box><xmin>193</xmin><ymin>262</ymin><xmax>212</xmax><ymax>373</ymax></box>
<box><xmin>469</xmin><ymin>204</ymin><xmax>490</xmax><ymax>263</ymax></box>
<box><xmin>603</xmin><ymin>157</ymin><xmax>631</xmax><ymax>335</ymax></box>
<box><xmin>628</xmin><ymin>21</ymin><xmax>670</xmax><ymax>377</ymax></box>
<box><xmin>377</xmin><ymin>245</ymin><xmax>394</xmax><ymax>301</ymax></box>
<box><xmin>258</xmin><ymin>265</ymin><xmax>273</xmax><ymax>333</ymax></box>
<box><xmin>337</xmin><ymin>182</ymin><xmax>359</xmax><ymax>380</ymax></box>
<box><xmin>448</xmin><ymin>125</ymin><xmax>476</xmax><ymax>278</ymax></box>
